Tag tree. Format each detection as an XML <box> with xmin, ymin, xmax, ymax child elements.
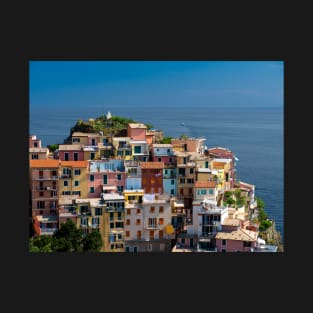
<box><xmin>82</xmin><ymin>229</ymin><xmax>103</xmax><ymax>252</ymax></box>
<box><xmin>159</xmin><ymin>136</ymin><xmax>172</xmax><ymax>144</ymax></box>
<box><xmin>53</xmin><ymin>219</ymin><xmax>83</xmax><ymax>252</ymax></box>
<box><xmin>256</xmin><ymin>197</ymin><xmax>265</xmax><ymax>209</ymax></box>
<box><xmin>29</xmin><ymin>235</ymin><xmax>54</xmax><ymax>253</ymax></box>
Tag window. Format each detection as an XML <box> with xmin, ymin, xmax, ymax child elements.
<box><xmin>81</xmin><ymin>218</ymin><xmax>88</xmax><ymax>226</ymax></box>
<box><xmin>39</xmin><ymin>191</ymin><xmax>44</xmax><ymax>197</ymax></box>
<box><xmin>158</xmin><ymin>157</ymin><xmax>162</xmax><ymax>162</ymax></box>
<box><xmin>110</xmin><ymin>222</ymin><xmax>114</xmax><ymax>228</ymax></box>
<box><xmin>137</xmin><ymin>230</ymin><xmax>142</xmax><ymax>240</ymax></box>
<box><xmin>89</xmin><ymin>187</ymin><xmax>94</xmax><ymax>193</ymax></box>
<box><xmin>52</xmin><ymin>170</ymin><xmax>57</xmax><ymax>178</ymax></box>
<box><xmin>117</xmin><ymin>212</ymin><xmax>122</xmax><ymax>220</ymax></box>
<box><xmin>148</xmin><ymin>218</ymin><xmax>157</xmax><ymax>228</ymax></box>
<box><xmin>125</xmin><ymin>246</ymin><xmax>130</xmax><ymax>252</ymax></box>
<box><xmin>159</xmin><ymin>218</ymin><xmax>164</xmax><ymax>225</ymax></box>
<box><xmin>103</xmin><ymin>175</ymin><xmax>107</xmax><ymax>184</ymax></box>
<box><xmin>136</xmin><ymin>209</ymin><xmax>141</xmax><ymax>214</ymax></box>
<box><xmin>159</xmin><ymin>206</ymin><xmax>164</xmax><ymax>213</ymax></box>
<box><xmin>126</xmin><ymin>219</ymin><xmax>130</xmax><ymax>225</ymax></box>
<box><xmin>134</xmin><ymin>146</ymin><xmax>141</xmax><ymax>154</ymax></box>
<box><xmin>244</xmin><ymin>241</ymin><xmax>252</xmax><ymax>247</ymax></box>
<box><xmin>62</xmin><ymin>191</ymin><xmax>71</xmax><ymax>195</ymax></box>
<box><xmin>171</xmin><ymin>189</ymin><xmax>174</xmax><ymax>195</ymax></box>
<box><xmin>205</xmin><ymin>161</ymin><xmax>209</xmax><ymax>168</ymax></box>
<box><xmin>92</xmin><ymin>217</ymin><xmax>100</xmax><ymax>225</ymax></box>
<box><xmin>63</xmin><ymin>180</ymin><xmax>68</xmax><ymax>187</ymax></box>
<box><xmin>95</xmin><ymin>207</ymin><xmax>102</xmax><ymax>216</ymax></box>
<box><xmin>126</xmin><ymin>231</ymin><xmax>130</xmax><ymax>237</ymax></box>
<box><xmin>150</xmin><ymin>206</ymin><xmax>155</xmax><ymax>213</ymax></box>
<box><xmin>110</xmin><ymin>212</ymin><xmax>114</xmax><ymax>221</ymax></box>
<box><xmin>73</xmin><ymin>138</ymin><xmax>80</xmax><ymax>143</ymax></box>
<box><xmin>91</xmin><ymin>139</ymin><xmax>96</xmax><ymax>146</ymax></box>
<box><xmin>37</xmin><ymin>201</ymin><xmax>45</xmax><ymax>209</ymax></box>
<box><xmin>171</xmin><ymin>179</ymin><xmax>175</xmax><ymax>185</ymax></box>
<box><xmin>209</xmin><ymin>189</ymin><xmax>214</xmax><ymax>195</ymax></box>
<box><xmin>117</xmin><ymin>174</ymin><xmax>122</xmax><ymax>180</ymax></box>
<box><xmin>126</xmin><ymin>208</ymin><xmax>131</xmax><ymax>215</ymax></box>
<box><xmin>187</xmin><ymin>178</ymin><xmax>194</xmax><ymax>184</ymax></box>
<box><xmin>72</xmin><ymin>191</ymin><xmax>81</xmax><ymax>196</ymax></box>
<box><xmin>133</xmin><ymin>246</ymin><xmax>138</xmax><ymax>252</ymax></box>
<box><xmin>164</xmin><ymin>169</ymin><xmax>168</xmax><ymax>175</ymax></box>
<box><xmin>149</xmin><ymin>230</ymin><xmax>154</xmax><ymax>240</ymax></box>
<box><xmin>74</xmin><ymin>153</ymin><xmax>78</xmax><ymax>161</ymax></box>
<box><xmin>90</xmin><ymin>175</ymin><xmax>94</xmax><ymax>182</ymax></box>
<box><xmin>117</xmin><ymin>185</ymin><xmax>123</xmax><ymax>192</ymax></box>
<box><xmin>180</xmin><ymin>178</ymin><xmax>185</xmax><ymax>184</ymax></box>
<box><xmin>115</xmin><ymin>222</ymin><xmax>124</xmax><ymax>228</ymax></box>
<box><xmin>34</xmin><ymin>142</ymin><xmax>38</xmax><ymax>147</ymax></box>
<box><xmin>31</xmin><ymin>154</ymin><xmax>38</xmax><ymax>159</ymax></box>
<box><xmin>189</xmin><ymin>188</ymin><xmax>193</xmax><ymax>195</ymax></box>
<box><xmin>167</xmin><ymin>149</ymin><xmax>171</xmax><ymax>154</ymax></box>
<box><xmin>150</xmin><ymin>178</ymin><xmax>155</xmax><ymax>184</ymax></box>
<box><xmin>222</xmin><ymin>239</ymin><xmax>226</xmax><ymax>246</ymax></box>
<box><xmin>90</xmin><ymin>152</ymin><xmax>95</xmax><ymax>160</ymax></box>
<box><xmin>74</xmin><ymin>180</ymin><xmax>79</xmax><ymax>187</ymax></box>
<box><xmin>74</xmin><ymin>169</ymin><xmax>80</xmax><ymax>175</ymax></box>
<box><xmin>159</xmin><ymin>230</ymin><xmax>164</xmax><ymax>239</ymax></box>
<box><xmin>169</xmin><ymin>158</ymin><xmax>172</xmax><ymax>163</ymax></box>
<box><xmin>183</xmin><ymin>157</ymin><xmax>187</xmax><ymax>164</ymax></box>
<box><xmin>190</xmin><ymin>168</ymin><xmax>194</xmax><ymax>174</ymax></box>
<box><xmin>117</xmin><ymin>233</ymin><xmax>122</xmax><ymax>240</ymax></box>
<box><xmin>64</xmin><ymin>153</ymin><xmax>69</xmax><ymax>161</ymax></box>
<box><xmin>222</xmin><ymin>249</ymin><xmax>226</xmax><ymax>253</ymax></box>
<box><xmin>136</xmin><ymin>219</ymin><xmax>141</xmax><ymax>225</ymax></box>
<box><xmin>39</xmin><ymin>170</ymin><xmax>43</xmax><ymax>178</ymax></box>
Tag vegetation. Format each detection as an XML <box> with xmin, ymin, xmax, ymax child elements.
<box><xmin>223</xmin><ymin>189</ymin><xmax>247</xmax><ymax>208</ymax></box>
<box><xmin>159</xmin><ymin>136</ymin><xmax>173</xmax><ymax>144</ymax></box>
<box><xmin>29</xmin><ymin>219</ymin><xmax>103</xmax><ymax>253</ymax></box>
<box><xmin>256</xmin><ymin>198</ymin><xmax>272</xmax><ymax>232</ymax></box>
<box><xmin>179</xmin><ymin>134</ymin><xmax>188</xmax><ymax>140</ymax></box>
<box><xmin>47</xmin><ymin>144</ymin><xmax>59</xmax><ymax>152</ymax></box>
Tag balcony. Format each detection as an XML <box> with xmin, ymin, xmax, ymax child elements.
<box><xmin>40</xmin><ymin>228</ymin><xmax>58</xmax><ymax>235</ymax></box>
<box><xmin>145</xmin><ymin>224</ymin><xmax>159</xmax><ymax>230</ymax></box>
<box><xmin>61</xmin><ymin>174</ymin><xmax>72</xmax><ymax>179</ymax></box>
<box><xmin>35</xmin><ymin>176</ymin><xmax>59</xmax><ymax>180</ymax></box>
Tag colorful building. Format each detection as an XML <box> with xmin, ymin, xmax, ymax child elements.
<box><xmin>87</xmin><ymin>159</ymin><xmax>125</xmax><ymax>197</ymax></box>
<box><xmin>141</xmin><ymin>162</ymin><xmax>164</xmax><ymax>194</ymax></box>
<box><xmin>124</xmin><ymin>160</ymin><xmax>142</xmax><ymax>190</ymax></box>
<box><xmin>127</xmin><ymin>123</ymin><xmax>147</xmax><ymax>141</ymax></box>
<box><xmin>58</xmin><ymin>144</ymin><xmax>84</xmax><ymax>161</ymax></box>
<box><xmin>29</xmin><ymin>135</ymin><xmax>49</xmax><ymax>160</ymax></box>
<box><xmin>124</xmin><ymin>193</ymin><xmax>174</xmax><ymax>252</ymax></box>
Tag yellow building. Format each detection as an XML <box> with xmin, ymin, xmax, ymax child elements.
<box><xmin>112</xmin><ymin>137</ymin><xmax>133</xmax><ymax>160</ymax></box>
<box><xmin>101</xmin><ymin>193</ymin><xmax>125</xmax><ymax>252</ymax></box>
<box><xmin>59</xmin><ymin>161</ymin><xmax>89</xmax><ymax>199</ymax></box>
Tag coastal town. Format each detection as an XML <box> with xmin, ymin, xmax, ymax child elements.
<box><xmin>29</xmin><ymin>112</ymin><xmax>281</xmax><ymax>252</ymax></box>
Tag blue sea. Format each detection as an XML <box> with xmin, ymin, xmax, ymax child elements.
<box><xmin>30</xmin><ymin>104</ymin><xmax>284</xmax><ymax>241</ymax></box>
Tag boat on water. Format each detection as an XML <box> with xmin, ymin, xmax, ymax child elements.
<box><xmin>180</xmin><ymin>122</ymin><xmax>185</xmax><ymax>126</ymax></box>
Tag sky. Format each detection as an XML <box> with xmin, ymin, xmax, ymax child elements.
<box><xmin>30</xmin><ymin>61</ymin><xmax>284</xmax><ymax>108</ymax></box>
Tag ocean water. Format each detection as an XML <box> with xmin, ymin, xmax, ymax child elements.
<box><xmin>30</xmin><ymin>104</ymin><xmax>284</xmax><ymax>240</ymax></box>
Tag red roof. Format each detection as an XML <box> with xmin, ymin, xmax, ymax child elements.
<box><xmin>30</xmin><ymin>159</ymin><xmax>59</xmax><ymax>168</ymax></box>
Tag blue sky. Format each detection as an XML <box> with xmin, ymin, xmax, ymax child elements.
<box><xmin>30</xmin><ymin>61</ymin><xmax>284</xmax><ymax>108</ymax></box>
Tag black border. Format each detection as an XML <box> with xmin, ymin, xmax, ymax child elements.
<box><xmin>4</xmin><ymin>5</ymin><xmax>301</xmax><ymax>302</ymax></box>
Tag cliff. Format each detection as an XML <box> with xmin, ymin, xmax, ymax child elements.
<box><xmin>259</xmin><ymin>221</ymin><xmax>284</xmax><ymax>252</ymax></box>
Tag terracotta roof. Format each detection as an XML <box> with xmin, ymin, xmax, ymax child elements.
<box><xmin>215</xmin><ymin>229</ymin><xmax>257</xmax><ymax>241</ymax></box>
<box><xmin>128</xmin><ymin>123</ymin><xmax>147</xmax><ymax>129</ymax></box>
<box><xmin>30</xmin><ymin>159</ymin><xmax>60</xmax><ymax>168</ymax></box>
<box><xmin>195</xmin><ymin>181</ymin><xmax>216</xmax><ymax>188</ymax></box>
<box><xmin>60</xmin><ymin>161</ymin><xmax>88</xmax><ymax>168</ymax></box>
<box><xmin>208</xmin><ymin>147</ymin><xmax>233</xmax><ymax>157</ymax></box>
<box><xmin>140</xmin><ymin>162</ymin><xmax>164</xmax><ymax>169</ymax></box>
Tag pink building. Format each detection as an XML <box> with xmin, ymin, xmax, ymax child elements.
<box><xmin>87</xmin><ymin>160</ymin><xmax>126</xmax><ymax>197</ymax></box>
<box><xmin>215</xmin><ymin>227</ymin><xmax>258</xmax><ymax>252</ymax></box>
<box><xmin>58</xmin><ymin>144</ymin><xmax>84</xmax><ymax>161</ymax></box>
<box><xmin>29</xmin><ymin>135</ymin><xmax>49</xmax><ymax>160</ymax></box>
<box><xmin>127</xmin><ymin>123</ymin><xmax>147</xmax><ymax>141</ymax></box>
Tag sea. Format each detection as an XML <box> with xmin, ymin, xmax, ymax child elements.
<box><xmin>30</xmin><ymin>104</ymin><xmax>284</xmax><ymax>241</ymax></box>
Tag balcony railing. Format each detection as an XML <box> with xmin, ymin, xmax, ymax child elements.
<box><xmin>35</xmin><ymin>176</ymin><xmax>59</xmax><ymax>180</ymax></box>
<box><xmin>40</xmin><ymin>228</ymin><xmax>58</xmax><ymax>235</ymax></box>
